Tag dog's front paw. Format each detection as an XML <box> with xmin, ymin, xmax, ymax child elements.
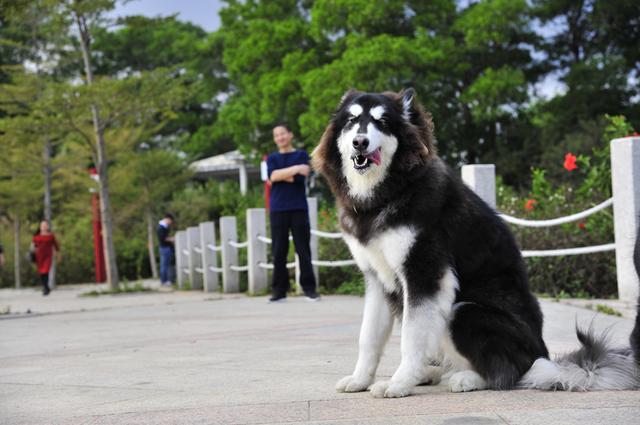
<box><xmin>369</xmin><ymin>380</ymin><xmax>412</xmax><ymax>398</ymax></box>
<box><xmin>449</xmin><ymin>370</ymin><xmax>487</xmax><ymax>393</ymax></box>
<box><xmin>369</xmin><ymin>380</ymin><xmax>389</xmax><ymax>398</ymax></box>
<box><xmin>336</xmin><ymin>374</ymin><xmax>372</xmax><ymax>393</ymax></box>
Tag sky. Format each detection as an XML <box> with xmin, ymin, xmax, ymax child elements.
<box><xmin>110</xmin><ymin>0</ymin><xmax>224</xmax><ymax>32</ymax></box>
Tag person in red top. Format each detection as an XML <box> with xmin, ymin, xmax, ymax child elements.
<box><xmin>32</xmin><ymin>220</ymin><xmax>60</xmax><ymax>296</ymax></box>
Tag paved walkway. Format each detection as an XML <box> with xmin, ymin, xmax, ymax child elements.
<box><xmin>1</xmin><ymin>283</ymin><xmax>638</xmax><ymax>424</ymax></box>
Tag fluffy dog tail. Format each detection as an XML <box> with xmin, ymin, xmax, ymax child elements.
<box><xmin>520</xmin><ymin>225</ymin><xmax>640</xmax><ymax>391</ymax></box>
<box><xmin>519</xmin><ymin>325</ymin><xmax>639</xmax><ymax>391</ymax></box>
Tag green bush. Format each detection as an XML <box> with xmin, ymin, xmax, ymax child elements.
<box><xmin>334</xmin><ymin>278</ymin><xmax>365</xmax><ymax>296</ymax></box>
<box><xmin>498</xmin><ymin>115</ymin><xmax>635</xmax><ymax>298</ymax></box>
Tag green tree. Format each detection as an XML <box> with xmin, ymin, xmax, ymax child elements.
<box><xmin>110</xmin><ymin>150</ymin><xmax>191</xmax><ymax>279</ymax></box>
<box><xmin>0</xmin><ymin>107</ymin><xmax>43</xmax><ymax>288</ymax></box>
<box><xmin>43</xmin><ymin>67</ymin><xmax>188</xmax><ymax>287</ymax></box>
<box><xmin>91</xmin><ymin>15</ymin><xmax>230</xmax><ymax>159</ymax></box>
<box><xmin>530</xmin><ymin>0</ymin><xmax>640</xmax><ymax>176</ymax></box>
<box><xmin>214</xmin><ymin>0</ymin><xmax>541</xmax><ymax>174</ymax></box>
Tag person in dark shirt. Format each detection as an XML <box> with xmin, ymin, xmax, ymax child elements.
<box><xmin>0</xmin><ymin>242</ymin><xmax>5</xmax><ymax>268</ymax></box>
<box><xmin>267</xmin><ymin>124</ymin><xmax>320</xmax><ymax>302</ymax></box>
<box><xmin>157</xmin><ymin>213</ymin><xmax>175</xmax><ymax>286</ymax></box>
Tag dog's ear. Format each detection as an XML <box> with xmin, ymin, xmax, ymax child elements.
<box><xmin>398</xmin><ymin>88</ymin><xmax>437</xmax><ymax>159</ymax></box>
<box><xmin>400</xmin><ymin>88</ymin><xmax>416</xmax><ymax>122</ymax></box>
<box><xmin>338</xmin><ymin>88</ymin><xmax>360</xmax><ymax>110</ymax></box>
<box><xmin>311</xmin><ymin>121</ymin><xmax>335</xmax><ymax>175</ymax></box>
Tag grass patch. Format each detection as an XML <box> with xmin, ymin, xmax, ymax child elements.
<box><xmin>594</xmin><ymin>304</ymin><xmax>623</xmax><ymax>317</ymax></box>
<box><xmin>80</xmin><ymin>282</ymin><xmax>155</xmax><ymax>297</ymax></box>
<box><xmin>178</xmin><ymin>281</ymin><xmax>192</xmax><ymax>291</ymax></box>
<box><xmin>537</xmin><ymin>290</ymin><xmax>594</xmax><ymax>302</ymax></box>
<box><xmin>247</xmin><ymin>287</ymin><xmax>270</xmax><ymax>297</ymax></box>
<box><xmin>333</xmin><ymin>279</ymin><xmax>365</xmax><ymax>296</ymax></box>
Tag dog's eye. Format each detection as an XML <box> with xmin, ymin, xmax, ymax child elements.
<box><xmin>348</xmin><ymin>115</ymin><xmax>358</xmax><ymax>124</ymax></box>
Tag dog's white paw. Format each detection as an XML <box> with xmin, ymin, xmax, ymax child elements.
<box><xmin>449</xmin><ymin>370</ymin><xmax>487</xmax><ymax>393</ymax></box>
<box><xmin>336</xmin><ymin>374</ymin><xmax>372</xmax><ymax>393</ymax></box>
<box><xmin>369</xmin><ymin>380</ymin><xmax>412</xmax><ymax>398</ymax></box>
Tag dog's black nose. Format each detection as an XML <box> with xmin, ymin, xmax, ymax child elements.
<box><xmin>352</xmin><ymin>136</ymin><xmax>369</xmax><ymax>151</ymax></box>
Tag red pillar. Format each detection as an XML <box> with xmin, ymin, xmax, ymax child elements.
<box><xmin>89</xmin><ymin>168</ymin><xmax>106</xmax><ymax>283</ymax></box>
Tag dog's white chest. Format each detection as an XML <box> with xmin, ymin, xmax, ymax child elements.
<box><xmin>343</xmin><ymin>226</ymin><xmax>416</xmax><ymax>292</ymax></box>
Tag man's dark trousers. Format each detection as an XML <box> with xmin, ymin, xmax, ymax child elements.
<box><xmin>270</xmin><ymin>210</ymin><xmax>316</xmax><ymax>296</ymax></box>
<box><xmin>159</xmin><ymin>245</ymin><xmax>175</xmax><ymax>283</ymax></box>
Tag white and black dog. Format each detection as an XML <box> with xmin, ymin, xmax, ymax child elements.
<box><xmin>312</xmin><ymin>88</ymin><xmax>640</xmax><ymax>397</ymax></box>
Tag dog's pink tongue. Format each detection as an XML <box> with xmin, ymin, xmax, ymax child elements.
<box><xmin>366</xmin><ymin>149</ymin><xmax>381</xmax><ymax>165</ymax></box>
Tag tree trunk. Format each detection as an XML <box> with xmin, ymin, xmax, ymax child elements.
<box><xmin>147</xmin><ymin>209</ymin><xmax>159</xmax><ymax>279</ymax></box>
<box><xmin>76</xmin><ymin>11</ymin><xmax>119</xmax><ymax>290</ymax></box>
<box><xmin>44</xmin><ymin>139</ymin><xmax>56</xmax><ymax>289</ymax></box>
<box><xmin>95</xmin><ymin>120</ymin><xmax>120</xmax><ymax>290</ymax></box>
<box><xmin>13</xmin><ymin>217</ymin><xmax>21</xmax><ymax>289</ymax></box>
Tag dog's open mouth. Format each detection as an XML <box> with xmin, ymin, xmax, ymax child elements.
<box><xmin>351</xmin><ymin>148</ymin><xmax>381</xmax><ymax>172</ymax></box>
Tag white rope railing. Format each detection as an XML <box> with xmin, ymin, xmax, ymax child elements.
<box><xmin>182</xmin><ymin>249</ymin><xmax>190</xmax><ymax>256</ymax></box>
<box><xmin>257</xmin><ymin>235</ymin><xmax>294</xmax><ymax>244</ymax></box>
<box><xmin>209</xmin><ymin>265</ymin><xmax>223</xmax><ymax>273</ymax></box>
<box><xmin>522</xmin><ymin>243</ymin><xmax>615</xmax><ymax>258</ymax></box>
<box><xmin>228</xmin><ymin>240</ymin><xmax>249</xmax><ymax>249</ymax></box>
<box><xmin>207</xmin><ymin>243</ymin><xmax>222</xmax><ymax>252</ymax></box>
<box><xmin>311</xmin><ymin>229</ymin><xmax>344</xmax><ymax>239</ymax></box>
<box><xmin>195</xmin><ymin>267</ymin><xmax>203</xmax><ymax>273</ymax></box>
<box><xmin>499</xmin><ymin>198</ymin><xmax>613</xmax><ymax>228</ymax></box>
<box><xmin>495</xmin><ymin>198</ymin><xmax>616</xmax><ymax>257</ymax></box>
<box><xmin>258</xmin><ymin>261</ymin><xmax>296</xmax><ymax>270</ymax></box>
<box><xmin>193</xmin><ymin>246</ymin><xmax>202</xmax><ymax>254</ymax></box>
<box><xmin>230</xmin><ymin>265</ymin><xmax>249</xmax><ymax>272</ymax></box>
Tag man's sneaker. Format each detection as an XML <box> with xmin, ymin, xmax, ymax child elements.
<box><xmin>268</xmin><ymin>295</ymin><xmax>287</xmax><ymax>303</ymax></box>
<box><xmin>304</xmin><ymin>292</ymin><xmax>321</xmax><ymax>302</ymax></box>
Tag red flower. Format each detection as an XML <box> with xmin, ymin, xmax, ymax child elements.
<box><xmin>631</xmin><ymin>132</ymin><xmax>639</xmax><ymax>137</ymax></box>
<box><xmin>563</xmin><ymin>153</ymin><xmax>578</xmax><ymax>171</ymax></box>
<box><xmin>578</xmin><ymin>222</ymin><xmax>586</xmax><ymax>230</ymax></box>
<box><xmin>524</xmin><ymin>199</ymin><xmax>537</xmax><ymax>211</ymax></box>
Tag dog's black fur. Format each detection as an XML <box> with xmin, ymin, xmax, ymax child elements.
<box><xmin>314</xmin><ymin>89</ymin><xmax>548</xmax><ymax>389</ymax></box>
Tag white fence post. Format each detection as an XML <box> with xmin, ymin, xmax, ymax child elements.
<box><xmin>461</xmin><ymin>164</ymin><xmax>496</xmax><ymax>209</ymax></box>
<box><xmin>307</xmin><ymin>197</ymin><xmax>319</xmax><ymax>290</ymax></box>
<box><xmin>187</xmin><ymin>226</ymin><xmax>202</xmax><ymax>290</ymax></box>
<box><xmin>200</xmin><ymin>221</ymin><xmax>219</xmax><ymax>292</ymax></box>
<box><xmin>175</xmin><ymin>230</ymin><xmax>187</xmax><ymax>289</ymax></box>
<box><xmin>220</xmin><ymin>216</ymin><xmax>240</xmax><ymax>293</ymax></box>
<box><xmin>611</xmin><ymin>137</ymin><xmax>640</xmax><ymax>302</ymax></box>
<box><xmin>247</xmin><ymin>208</ymin><xmax>268</xmax><ymax>294</ymax></box>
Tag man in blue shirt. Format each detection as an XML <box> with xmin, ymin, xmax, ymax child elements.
<box><xmin>157</xmin><ymin>213</ymin><xmax>175</xmax><ymax>286</ymax></box>
<box><xmin>267</xmin><ymin>124</ymin><xmax>319</xmax><ymax>302</ymax></box>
